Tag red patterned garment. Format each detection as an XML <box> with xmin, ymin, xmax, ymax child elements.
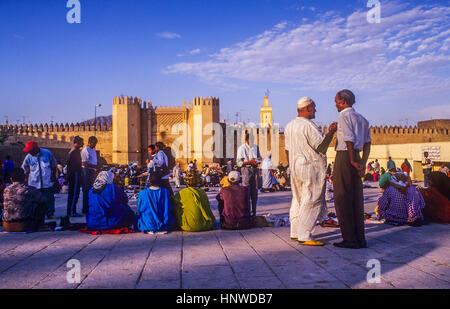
<box><xmin>78</xmin><ymin>227</ymin><xmax>135</xmax><ymax>235</ymax></box>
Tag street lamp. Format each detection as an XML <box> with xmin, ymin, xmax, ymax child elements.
<box><xmin>95</xmin><ymin>104</ymin><xmax>102</xmax><ymax>135</ymax></box>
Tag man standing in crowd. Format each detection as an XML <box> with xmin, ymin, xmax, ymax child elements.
<box><xmin>373</xmin><ymin>159</ymin><xmax>380</xmax><ymax>174</ymax></box>
<box><xmin>226</xmin><ymin>158</ymin><xmax>233</xmax><ymax>174</ymax></box>
<box><xmin>261</xmin><ymin>152</ymin><xmax>275</xmax><ymax>192</ymax></box>
<box><xmin>422</xmin><ymin>151</ymin><xmax>433</xmax><ymax>187</ymax></box>
<box><xmin>332</xmin><ymin>89</ymin><xmax>371</xmax><ymax>249</ymax></box>
<box><xmin>2</xmin><ymin>155</ymin><xmax>14</xmax><ymax>183</ymax></box>
<box><xmin>285</xmin><ymin>97</ymin><xmax>337</xmax><ymax>246</ymax></box>
<box><xmin>21</xmin><ymin>140</ymin><xmax>58</xmax><ymax>219</ymax></box>
<box><xmin>153</xmin><ymin>141</ymin><xmax>173</xmax><ymax>196</ymax></box>
<box><xmin>172</xmin><ymin>162</ymin><xmax>183</xmax><ymax>189</ymax></box>
<box><xmin>145</xmin><ymin>144</ymin><xmax>156</xmax><ymax>186</ymax></box>
<box><xmin>66</xmin><ymin>136</ymin><xmax>84</xmax><ymax>218</ymax></box>
<box><xmin>236</xmin><ymin>131</ymin><xmax>262</xmax><ymax>218</ymax></box>
<box><xmin>81</xmin><ymin>136</ymin><xmax>98</xmax><ymax>214</ymax></box>
<box><xmin>387</xmin><ymin>157</ymin><xmax>396</xmax><ymax>172</ymax></box>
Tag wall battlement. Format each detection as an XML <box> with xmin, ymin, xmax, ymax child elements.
<box><xmin>0</xmin><ymin>123</ymin><xmax>111</xmax><ymax>133</ymax></box>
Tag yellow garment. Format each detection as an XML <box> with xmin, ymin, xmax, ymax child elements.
<box><xmin>172</xmin><ymin>187</ymin><xmax>216</xmax><ymax>232</ymax></box>
<box><xmin>220</xmin><ymin>176</ymin><xmax>231</xmax><ymax>188</ymax></box>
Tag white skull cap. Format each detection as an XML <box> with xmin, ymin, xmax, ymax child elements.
<box><xmin>297</xmin><ymin>96</ymin><xmax>314</xmax><ymax>109</ymax></box>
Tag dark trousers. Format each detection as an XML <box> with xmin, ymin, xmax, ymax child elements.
<box><xmin>423</xmin><ymin>168</ymin><xmax>431</xmax><ymax>187</ymax></box>
<box><xmin>333</xmin><ymin>151</ymin><xmax>366</xmax><ymax>244</ymax></box>
<box><xmin>67</xmin><ymin>172</ymin><xmax>81</xmax><ymax>216</ymax></box>
<box><xmin>241</xmin><ymin>166</ymin><xmax>258</xmax><ymax>217</ymax></box>
<box><xmin>39</xmin><ymin>187</ymin><xmax>55</xmax><ymax>217</ymax></box>
<box><xmin>82</xmin><ymin>168</ymin><xmax>97</xmax><ymax>214</ymax></box>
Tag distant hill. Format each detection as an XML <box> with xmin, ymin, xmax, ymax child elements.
<box><xmin>80</xmin><ymin>115</ymin><xmax>112</xmax><ymax>125</ymax></box>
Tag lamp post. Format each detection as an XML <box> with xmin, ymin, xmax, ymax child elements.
<box><xmin>94</xmin><ymin>104</ymin><xmax>102</xmax><ymax>135</ymax></box>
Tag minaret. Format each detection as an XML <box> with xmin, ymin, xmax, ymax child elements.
<box><xmin>260</xmin><ymin>95</ymin><xmax>273</xmax><ymax>128</ymax></box>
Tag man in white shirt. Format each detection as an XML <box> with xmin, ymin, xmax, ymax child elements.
<box><xmin>153</xmin><ymin>142</ymin><xmax>173</xmax><ymax>196</ymax></box>
<box><xmin>332</xmin><ymin>89</ymin><xmax>371</xmax><ymax>249</ymax></box>
<box><xmin>285</xmin><ymin>97</ymin><xmax>337</xmax><ymax>246</ymax></box>
<box><xmin>236</xmin><ymin>132</ymin><xmax>262</xmax><ymax>217</ymax></box>
<box><xmin>81</xmin><ymin>136</ymin><xmax>98</xmax><ymax>214</ymax></box>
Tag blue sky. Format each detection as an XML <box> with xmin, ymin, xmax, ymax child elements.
<box><xmin>1</xmin><ymin>0</ymin><xmax>449</xmax><ymax>129</ymax></box>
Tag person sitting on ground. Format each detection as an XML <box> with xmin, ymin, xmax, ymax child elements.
<box><xmin>418</xmin><ymin>172</ymin><xmax>450</xmax><ymax>223</ymax></box>
<box><xmin>216</xmin><ymin>171</ymin><xmax>252</xmax><ymax>230</ymax></box>
<box><xmin>172</xmin><ymin>169</ymin><xmax>215</xmax><ymax>232</ymax></box>
<box><xmin>2</xmin><ymin>168</ymin><xmax>47</xmax><ymax>232</ymax></box>
<box><xmin>86</xmin><ymin>171</ymin><xmax>136</xmax><ymax>231</ymax></box>
<box><xmin>379</xmin><ymin>167</ymin><xmax>396</xmax><ymax>190</ymax></box>
<box><xmin>136</xmin><ymin>173</ymin><xmax>175</xmax><ymax>234</ymax></box>
<box><xmin>376</xmin><ymin>172</ymin><xmax>425</xmax><ymax>226</ymax></box>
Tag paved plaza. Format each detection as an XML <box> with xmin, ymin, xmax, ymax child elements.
<box><xmin>0</xmin><ymin>184</ymin><xmax>449</xmax><ymax>289</ymax></box>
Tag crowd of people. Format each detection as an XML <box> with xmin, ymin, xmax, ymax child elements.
<box><xmin>0</xmin><ymin>135</ymin><xmax>290</xmax><ymax>234</ymax></box>
<box><xmin>0</xmin><ymin>89</ymin><xmax>448</xmax><ymax>248</ymax></box>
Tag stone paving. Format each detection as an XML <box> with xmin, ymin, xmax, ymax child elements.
<box><xmin>0</xmin><ymin>183</ymin><xmax>449</xmax><ymax>289</ymax></box>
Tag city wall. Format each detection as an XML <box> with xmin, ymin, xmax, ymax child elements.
<box><xmin>1</xmin><ymin>121</ymin><xmax>449</xmax><ymax>180</ymax></box>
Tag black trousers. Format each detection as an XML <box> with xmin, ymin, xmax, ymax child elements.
<box><xmin>66</xmin><ymin>172</ymin><xmax>81</xmax><ymax>216</ymax></box>
<box><xmin>333</xmin><ymin>151</ymin><xmax>366</xmax><ymax>244</ymax></box>
<box><xmin>82</xmin><ymin>168</ymin><xmax>97</xmax><ymax>214</ymax></box>
<box><xmin>241</xmin><ymin>166</ymin><xmax>258</xmax><ymax>217</ymax></box>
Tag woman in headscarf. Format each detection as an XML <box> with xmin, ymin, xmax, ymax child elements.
<box><xmin>418</xmin><ymin>172</ymin><xmax>450</xmax><ymax>223</ymax></box>
<box><xmin>87</xmin><ymin>171</ymin><xmax>136</xmax><ymax>231</ymax></box>
<box><xmin>376</xmin><ymin>172</ymin><xmax>425</xmax><ymax>226</ymax></box>
<box><xmin>136</xmin><ymin>173</ymin><xmax>175</xmax><ymax>234</ymax></box>
<box><xmin>172</xmin><ymin>168</ymin><xmax>216</xmax><ymax>232</ymax></box>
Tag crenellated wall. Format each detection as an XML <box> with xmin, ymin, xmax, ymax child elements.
<box><xmin>0</xmin><ymin>123</ymin><xmax>112</xmax><ymax>163</ymax></box>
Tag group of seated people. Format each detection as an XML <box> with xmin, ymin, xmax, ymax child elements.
<box><xmin>87</xmin><ymin>168</ymin><xmax>254</xmax><ymax>233</ymax></box>
<box><xmin>376</xmin><ymin>171</ymin><xmax>450</xmax><ymax>225</ymax></box>
<box><xmin>1</xmin><ymin>164</ymin><xmax>256</xmax><ymax>233</ymax></box>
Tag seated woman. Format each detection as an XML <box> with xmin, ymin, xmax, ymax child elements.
<box><xmin>216</xmin><ymin>171</ymin><xmax>252</xmax><ymax>230</ymax></box>
<box><xmin>136</xmin><ymin>173</ymin><xmax>175</xmax><ymax>234</ymax></box>
<box><xmin>87</xmin><ymin>171</ymin><xmax>136</xmax><ymax>231</ymax></box>
<box><xmin>172</xmin><ymin>169</ymin><xmax>215</xmax><ymax>232</ymax></box>
<box><xmin>2</xmin><ymin>168</ymin><xmax>47</xmax><ymax>232</ymax></box>
<box><xmin>376</xmin><ymin>172</ymin><xmax>425</xmax><ymax>226</ymax></box>
<box><xmin>419</xmin><ymin>172</ymin><xmax>450</xmax><ymax>223</ymax></box>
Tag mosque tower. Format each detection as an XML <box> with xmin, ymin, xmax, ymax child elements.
<box><xmin>260</xmin><ymin>93</ymin><xmax>273</xmax><ymax>128</ymax></box>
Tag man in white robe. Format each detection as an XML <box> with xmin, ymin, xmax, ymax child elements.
<box><xmin>261</xmin><ymin>153</ymin><xmax>275</xmax><ymax>191</ymax></box>
<box><xmin>285</xmin><ymin>97</ymin><xmax>337</xmax><ymax>246</ymax></box>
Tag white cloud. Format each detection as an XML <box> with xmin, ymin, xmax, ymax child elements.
<box><xmin>156</xmin><ymin>32</ymin><xmax>181</xmax><ymax>39</ymax></box>
<box><xmin>189</xmin><ymin>48</ymin><xmax>201</xmax><ymax>55</ymax></box>
<box><xmin>164</xmin><ymin>2</ymin><xmax>450</xmax><ymax>95</ymax></box>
